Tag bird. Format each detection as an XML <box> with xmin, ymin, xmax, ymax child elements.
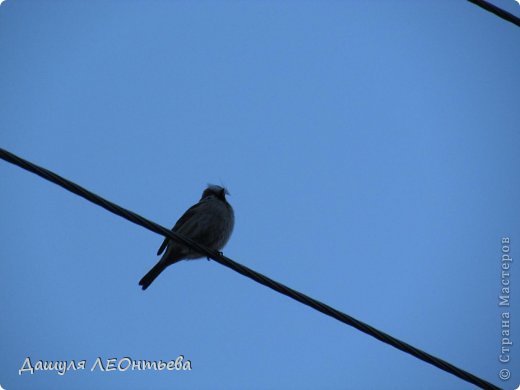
<box><xmin>139</xmin><ymin>184</ymin><xmax>234</xmax><ymax>290</ymax></box>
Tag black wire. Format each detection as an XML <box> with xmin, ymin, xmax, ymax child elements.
<box><xmin>468</xmin><ymin>0</ymin><xmax>520</xmax><ymax>28</ymax></box>
<box><xmin>0</xmin><ymin>148</ymin><xmax>502</xmax><ymax>390</ymax></box>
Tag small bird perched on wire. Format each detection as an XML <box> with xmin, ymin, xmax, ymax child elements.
<box><xmin>139</xmin><ymin>184</ymin><xmax>234</xmax><ymax>290</ymax></box>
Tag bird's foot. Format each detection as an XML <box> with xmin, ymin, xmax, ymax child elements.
<box><xmin>207</xmin><ymin>251</ymin><xmax>223</xmax><ymax>261</ymax></box>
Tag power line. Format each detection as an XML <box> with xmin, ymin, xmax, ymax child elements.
<box><xmin>468</xmin><ymin>0</ymin><xmax>520</xmax><ymax>28</ymax></box>
<box><xmin>0</xmin><ymin>148</ymin><xmax>501</xmax><ymax>390</ymax></box>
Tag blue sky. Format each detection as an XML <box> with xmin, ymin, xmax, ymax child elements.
<box><xmin>1</xmin><ymin>1</ymin><xmax>519</xmax><ymax>389</ymax></box>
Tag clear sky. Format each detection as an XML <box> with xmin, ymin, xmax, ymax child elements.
<box><xmin>1</xmin><ymin>1</ymin><xmax>519</xmax><ymax>389</ymax></box>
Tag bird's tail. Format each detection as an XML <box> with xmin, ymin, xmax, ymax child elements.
<box><xmin>139</xmin><ymin>261</ymin><xmax>168</xmax><ymax>290</ymax></box>
<box><xmin>139</xmin><ymin>256</ymin><xmax>182</xmax><ymax>290</ymax></box>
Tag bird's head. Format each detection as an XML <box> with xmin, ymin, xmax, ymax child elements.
<box><xmin>201</xmin><ymin>184</ymin><xmax>229</xmax><ymax>201</ymax></box>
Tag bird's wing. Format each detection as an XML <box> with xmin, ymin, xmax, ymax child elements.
<box><xmin>156</xmin><ymin>235</ymin><xmax>170</xmax><ymax>256</ymax></box>
<box><xmin>156</xmin><ymin>201</ymin><xmax>204</xmax><ymax>256</ymax></box>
